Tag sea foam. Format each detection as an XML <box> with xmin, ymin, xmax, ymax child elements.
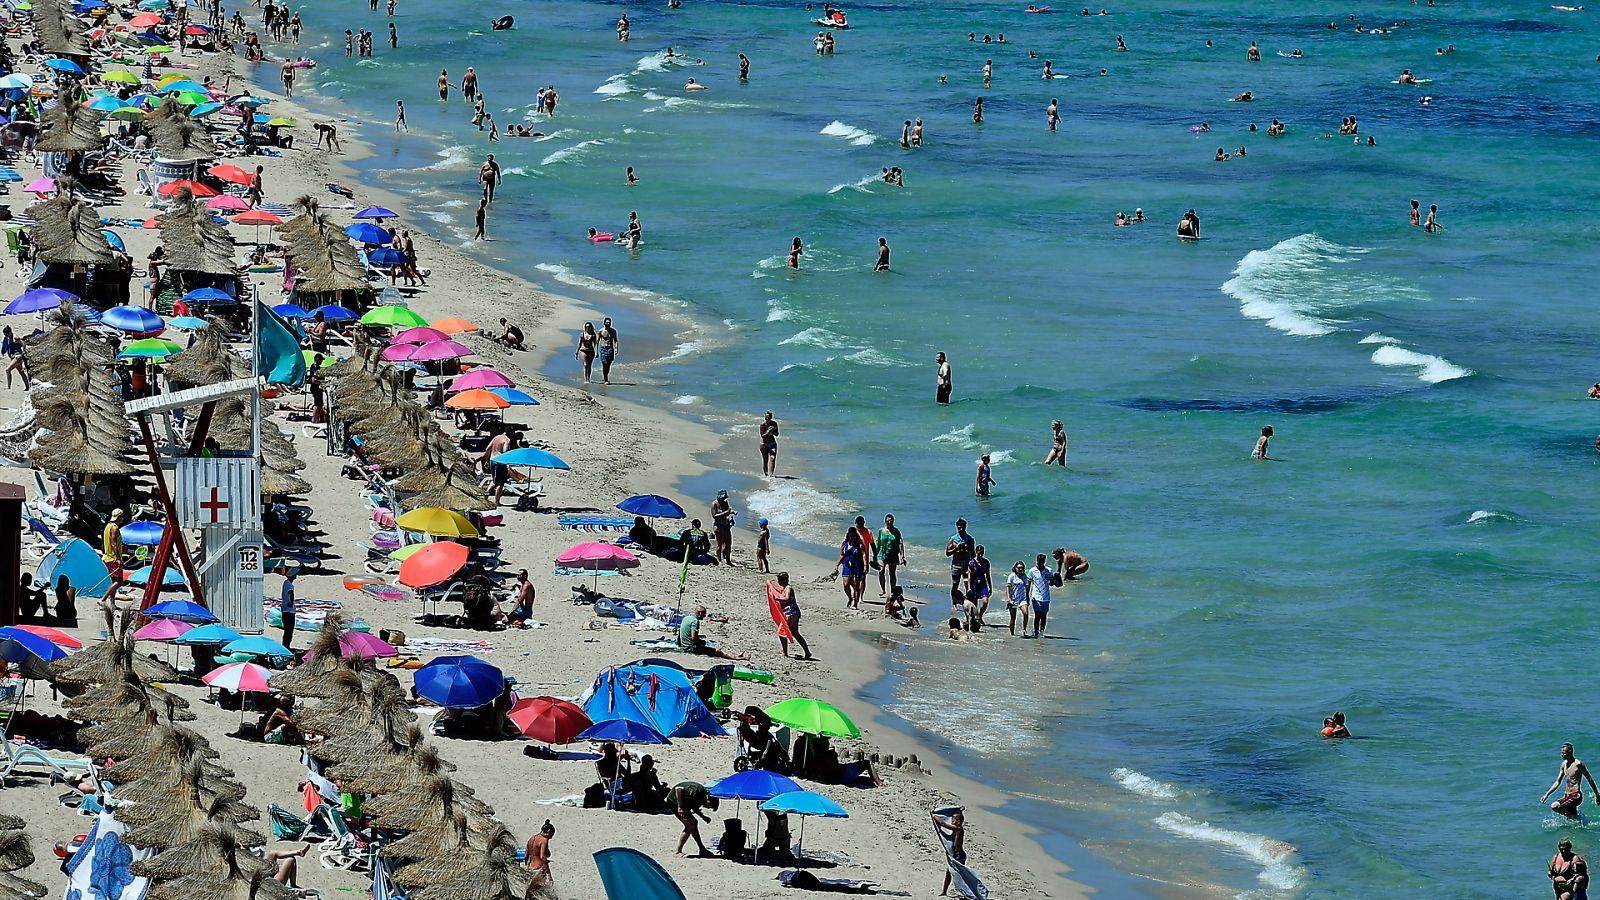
<box><xmin>1153</xmin><ymin>812</ymin><xmax>1307</xmax><ymax>891</ymax></box>
<box><xmin>820</xmin><ymin>121</ymin><xmax>877</xmax><ymax>146</ymax></box>
<box><xmin>1111</xmin><ymin>767</ymin><xmax>1179</xmax><ymax>800</ymax></box>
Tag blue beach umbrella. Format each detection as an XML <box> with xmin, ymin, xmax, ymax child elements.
<box><xmin>272</xmin><ymin>302</ymin><xmax>310</xmax><ymax>319</ymax></box>
<box><xmin>343</xmin><ymin>222</ymin><xmax>390</xmax><ymax>244</ymax></box>
<box><xmin>487</xmin><ymin>387</ymin><xmax>539</xmax><ymax>406</ymax></box>
<box><xmin>575</xmin><ymin>717</ymin><xmax>670</xmax><ymax>745</ymax></box>
<box><xmin>100</xmin><ymin>304</ymin><xmax>164</xmax><ymax>334</ymax></box>
<box><xmin>190</xmin><ymin>102</ymin><xmax>223</xmax><ymax>118</ymax></box>
<box><xmin>0</xmin><ymin>626</ymin><xmax>68</xmax><ymax>680</ymax></box>
<box><xmin>617</xmin><ymin>494</ymin><xmax>686</xmax><ymax>519</ymax></box>
<box><xmin>176</xmin><ymin>623</ymin><xmax>243</xmax><ymax>645</ymax></box>
<box><xmin>4</xmin><ymin>287</ymin><xmax>75</xmax><ymax>315</ymax></box>
<box><xmin>129</xmin><ymin>566</ymin><xmax>188</xmax><ymax>588</ymax></box>
<box><xmin>310</xmin><ymin>304</ymin><xmax>358</xmax><ymax>321</ymax></box>
<box><xmin>86</xmin><ymin>95</ymin><xmax>127</xmax><ymax>112</ymax></box>
<box><xmin>414</xmin><ymin>656</ymin><xmax>506</xmax><ymax>708</ymax></box>
<box><xmin>158</xmin><ymin>80</ymin><xmax>207</xmax><ymax>94</ymax></box>
<box><xmin>144</xmin><ymin>599</ymin><xmax>217</xmax><ymax>623</ymax></box>
<box><xmin>101</xmin><ymin>230</ymin><xmax>125</xmax><ymax>252</ymax></box>
<box><xmin>759</xmin><ymin>790</ymin><xmax>849</xmax><ymax>857</ymax></box>
<box><xmin>493</xmin><ymin>447</ymin><xmax>570</xmax><ymax>470</ymax></box>
<box><xmin>182</xmin><ymin>287</ymin><xmax>234</xmax><ymax>305</ymax></box>
<box><xmin>43</xmin><ymin>58</ymin><xmax>85</xmax><ymax>76</ymax></box>
<box><xmin>706</xmin><ymin>770</ymin><xmax>802</xmax><ymax>801</ymax></box>
<box><xmin>366</xmin><ymin>247</ymin><xmax>408</xmax><ymax>267</ymax></box>
<box><xmin>119</xmin><ymin>520</ymin><xmax>164</xmax><ymax>546</ymax></box>
<box><xmin>352</xmin><ymin>206</ymin><xmax>398</xmax><ymax>220</ymax></box>
<box><xmin>222</xmin><ymin>636</ymin><xmax>292</xmax><ymax>657</ymax></box>
<box><xmin>168</xmin><ymin>315</ymin><xmax>208</xmax><ymax>330</ymax></box>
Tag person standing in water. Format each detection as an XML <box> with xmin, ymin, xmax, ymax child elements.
<box><xmin>438</xmin><ymin>69</ymin><xmax>451</xmax><ymax>100</ymax></box>
<box><xmin>759</xmin><ymin>410</ymin><xmax>779</xmax><ymax>476</ymax></box>
<box><xmin>1025</xmin><ymin>553</ymin><xmax>1053</xmax><ymax>638</ymax></box>
<box><xmin>935</xmin><ymin>351</ymin><xmax>952</xmax><ymax>404</ymax></box>
<box><xmin>739</xmin><ymin>53</ymin><xmax>750</xmax><ymax>81</ymax></box>
<box><xmin>1252</xmin><ymin>425</ymin><xmax>1273</xmax><ymax>459</ymax></box>
<box><xmin>983</xmin><ymin>58</ymin><xmax>993</xmax><ymax>87</ymax></box>
<box><xmin>912</xmin><ymin>118</ymin><xmax>924</xmax><ymax>146</ymax></box>
<box><xmin>1550</xmin><ymin>838</ymin><xmax>1589</xmax><ymax>900</ymax></box>
<box><xmin>1544</xmin><ymin>743</ymin><xmax>1600</xmax><ymax>818</ymax></box>
<box><xmin>1047</xmin><ymin>98</ymin><xmax>1060</xmax><ymax>132</ymax></box>
<box><xmin>973</xmin><ymin>96</ymin><xmax>983</xmax><ymax>124</ymax></box>
<box><xmin>876</xmin><ymin>513</ymin><xmax>904</xmax><ymax>597</ymax></box>
<box><xmin>900</xmin><ymin>119</ymin><xmax>911</xmax><ymax>149</ymax></box>
<box><xmin>874</xmin><ymin>238</ymin><xmax>890</xmax><ymax>271</ymax></box>
<box><xmin>1410</xmin><ymin>199</ymin><xmax>1420</xmax><ymax>226</ymax></box>
<box><xmin>462</xmin><ymin>67</ymin><xmax>479</xmax><ymax>101</ymax></box>
<box><xmin>788</xmin><ymin>237</ymin><xmax>804</xmax><ymax>269</ymax></box>
<box><xmin>474</xmin><ymin>199</ymin><xmax>487</xmax><ymax>240</ymax></box>
<box><xmin>1045</xmin><ymin>419</ymin><xmax>1067</xmax><ymax>465</ymax></box>
<box><xmin>394</xmin><ymin>100</ymin><xmax>407</xmax><ymax>131</ymax></box>
<box><xmin>975</xmin><ymin>454</ymin><xmax>995</xmax><ymax>497</ymax></box>
<box><xmin>1425</xmin><ymin>203</ymin><xmax>1441</xmax><ymax>232</ymax></box>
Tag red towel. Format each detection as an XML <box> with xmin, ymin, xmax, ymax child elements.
<box><xmin>767</xmin><ymin>581</ymin><xmax>792</xmax><ymax>640</ymax></box>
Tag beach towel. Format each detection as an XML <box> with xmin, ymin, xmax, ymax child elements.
<box><xmin>767</xmin><ymin>581</ymin><xmax>793</xmax><ymax>640</ymax></box>
<box><xmin>401</xmin><ymin>637</ymin><xmax>495</xmax><ymax>655</ymax></box>
<box><xmin>931</xmin><ymin>806</ymin><xmax>988</xmax><ymax>900</ymax></box>
<box><xmin>556</xmin><ymin>565</ymin><xmax>626</xmax><ymax>577</ymax></box>
<box><xmin>64</xmin><ymin>808</ymin><xmax>151</xmax><ymax>900</ymax></box>
<box><xmin>558</xmin><ymin>514</ymin><xmax>633</xmax><ymax>533</ymax></box>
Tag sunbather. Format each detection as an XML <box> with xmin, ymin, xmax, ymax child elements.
<box><xmin>794</xmin><ymin>735</ymin><xmax>883</xmax><ymax>788</ymax></box>
<box><xmin>622</xmin><ymin>754</ymin><xmax>668</xmax><ymax>807</ymax></box>
<box><xmin>266</xmin><ymin>843</ymin><xmax>309</xmax><ymax>886</ymax></box>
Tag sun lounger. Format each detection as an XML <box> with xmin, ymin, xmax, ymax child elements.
<box><xmin>0</xmin><ymin>733</ymin><xmax>93</xmax><ymax>788</ymax></box>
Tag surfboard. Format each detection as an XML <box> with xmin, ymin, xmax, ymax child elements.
<box><xmin>1276</xmin><ymin>51</ymin><xmax>1303</xmax><ymax>58</ymax></box>
<box><xmin>1391</xmin><ymin>78</ymin><xmax>1433</xmax><ymax>84</ymax></box>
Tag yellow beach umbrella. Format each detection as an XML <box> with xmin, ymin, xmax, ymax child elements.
<box><xmin>394</xmin><ymin>507</ymin><xmax>479</xmax><ymax>538</ymax></box>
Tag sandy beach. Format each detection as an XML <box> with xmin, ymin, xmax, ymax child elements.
<box><xmin>0</xmin><ymin>9</ymin><xmax>1092</xmax><ymax>900</ymax></box>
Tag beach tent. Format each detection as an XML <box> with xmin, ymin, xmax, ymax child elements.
<box><xmin>35</xmin><ymin>537</ymin><xmax>111</xmax><ymax>598</ymax></box>
<box><xmin>582</xmin><ymin>663</ymin><xmax>726</xmax><ymax>739</ymax></box>
<box><xmin>593</xmin><ymin>847</ymin><xmax>686</xmax><ymax>900</ymax></box>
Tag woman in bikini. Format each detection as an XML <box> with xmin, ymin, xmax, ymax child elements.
<box><xmin>575</xmin><ymin>322</ymin><xmax>598</xmax><ymax>382</ymax></box>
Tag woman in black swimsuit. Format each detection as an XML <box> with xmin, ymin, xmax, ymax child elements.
<box><xmin>575</xmin><ymin>322</ymin><xmax>598</xmax><ymax>382</ymax></box>
<box><xmin>759</xmin><ymin>410</ymin><xmax>779</xmax><ymax>477</ymax></box>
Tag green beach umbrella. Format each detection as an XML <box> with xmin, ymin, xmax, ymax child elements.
<box><xmin>265</xmin><ymin>117</ymin><xmax>297</xmax><ymax>127</ymax></box>
<box><xmin>387</xmin><ymin>543</ymin><xmax>427</xmax><ymax>562</ymax></box>
<box><xmin>108</xmin><ymin>107</ymin><xmax>146</xmax><ymax>121</ymax></box>
<box><xmin>359</xmin><ymin>305</ymin><xmax>427</xmax><ymax>328</ymax></box>
<box><xmin>120</xmin><ymin>338</ymin><xmax>183</xmax><ymax>359</ymax></box>
<box><xmin>171</xmin><ymin>90</ymin><xmax>209</xmax><ymax>106</ymax></box>
<box><xmin>765</xmin><ymin>698</ymin><xmax>860</xmax><ymax>738</ymax></box>
<box><xmin>102</xmin><ymin>69</ymin><xmax>141</xmax><ymax>84</ymax></box>
<box><xmin>301</xmin><ymin>349</ymin><xmax>339</xmax><ymax>369</ymax></box>
<box><xmin>145</xmin><ymin>45</ymin><xmax>176</xmax><ymax>54</ymax></box>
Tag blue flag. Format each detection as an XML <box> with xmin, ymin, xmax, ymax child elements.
<box><xmin>256</xmin><ymin>300</ymin><xmax>307</xmax><ymax>387</ymax></box>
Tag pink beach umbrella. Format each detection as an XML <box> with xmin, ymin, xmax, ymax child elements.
<box><xmin>207</xmin><ymin>194</ymin><xmax>250</xmax><ymax>212</ymax></box>
<box><xmin>556</xmin><ymin>541</ymin><xmax>640</xmax><ymax>588</ymax></box>
<box><xmin>380</xmin><ymin>340</ymin><xmax>474</xmax><ymax>362</ymax></box>
<box><xmin>22</xmin><ymin>178</ymin><xmax>55</xmax><ymax>195</ymax></box>
<box><xmin>202</xmin><ymin>661</ymin><xmax>273</xmax><ymax>693</ymax></box>
<box><xmin>390</xmin><ymin>326</ymin><xmax>451</xmax><ymax>345</ymax></box>
<box><xmin>132</xmin><ymin>619</ymin><xmax>193</xmax><ymax>642</ymax></box>
<box><xmin>448</xmin><ymin>369</ymin><xmax>515</xmax><ymax>392</ymax></box>
<box><xmin>304</xmin><ymin>630</ymin><xmax>399</xmax><ymax>661</ymax></box>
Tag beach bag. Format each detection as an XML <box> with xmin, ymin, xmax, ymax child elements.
<box><xmin>583</xmin><ymin>783</ymin><xmax>609</xmax><ymax>809</ymax></box>
<box><xmin>718</xmin><ymin>819</ymin><xmax>747</xmax><ymax>860</ymax></box>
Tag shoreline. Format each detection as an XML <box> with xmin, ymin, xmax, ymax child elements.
<box><xmin>234</xmin><ymin>33</ymin><xmax>1101</xmax><ymax>900</ymax></box>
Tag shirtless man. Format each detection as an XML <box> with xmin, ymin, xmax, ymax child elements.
<box><xmin>1551</xmin><ymin>838</ymin><xmax>1589</xmax><ymax>900</ymax></box>
<box><xmin>597</xmin><ymin>316</ymin><xmax>619</xmax><ymax>384</ymax></box>
<box><xmin>1546</xmin><ymin>744</ymin><xmax>1600</xmax><ymax>818</ymax></box>
<box><xmin>480</xmin><ymin>154</ymin><xmax>500</xmax><ymax>202</ymax></box>
<box><xmin>462</xmin><ymin>67</ymin><xmax>479</xmax><ymax>101</ymax></box>
<box><xmin>874</xmin><ymin>237</ymin><xmax>890</xmax><ymax>271</ymax></box>
<box><xmin>900</xmin><ymin>119</ymin><xmax>911</xmax><ymax>149</ymax></box>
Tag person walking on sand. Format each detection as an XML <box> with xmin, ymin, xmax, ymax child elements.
<box><xmin>1544</xmin><ymin>743</ymin><xmax>1600</xmax><ymax>818</ymax></box>
<box><xmin>671</xmin><ymin>781</ymin><xmax>718</xmax><ymax>857</ymax></box>
<box><xmin>524</xmin><ymin>821</ymin><xmax>555</xmax><ymax>885</ymax></box>
<box><xmin>772</xmin><ymin>572</ymin><xmax>813</xmax><ymax>659</ymax></box>
<box><xmin>935</xmin><ymin>351</ymin><xmax>952</xmax><ymax>404</ymax></box>
<box><xmin>874</xmin><ymin>237</ymin><xmax>890</xmax><ymax>271</ymax></box>
<box><xmin>834</xmin><ymin>527</ymin><xmax>866</xmax><ymax>609</ymax></box>
<box><xmin>1045</xmin><ymin>419</ymin><xmax>1068</xmax><ymax>465</ymax></box>
<box><xmin>474</xmin><ymin>199</ymin><xmax>487</xmax><ymax>240</ymax></box>
<box><xmin>1252</xmin><ymin>425</ymin><xmax>1273</xmax><ymax>459</ymax></box>
<box><xmin>759</xmin><ymin>410</ymin><xmax>780</xmax><ymax>476</ymax></box>
<box><xmin>876</xmin><ymin>513</ymin><xmax>904</xmax><ymax>597</ymax></box>
<box><xmin>395</xmin><ymin>99</ymin><xmax>407</xmax><ymax>131</ymax></box>
<box><xmin>246</xmin><ymin>166</ymin><xmax>264</xmax><ymax>205</ymax></box>
<box><xmin>598</xmin><ymin>316</ymin><xmax>619</xmax><ymax>383</ymax></box>
<box><xmin>945</xmin><ymin>518</ymin><xmax>975</xmax><ymax>605</ymax></box>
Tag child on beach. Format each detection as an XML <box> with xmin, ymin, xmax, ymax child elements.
<box><xmin>756</xmin><ymin>517</ymin><xmax>770</xmax><ymax>573</ymax></box>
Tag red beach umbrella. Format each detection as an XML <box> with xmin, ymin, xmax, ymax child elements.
<box><xmin>509</xmin><ymin>697</ymin><xmax>592</xmax><ymax>744</ymax></box>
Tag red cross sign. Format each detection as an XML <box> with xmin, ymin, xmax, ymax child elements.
<box><xmin>199</xmin><ymin>487</ymin><xmax>230</xmax><ymax>524</ymax></box>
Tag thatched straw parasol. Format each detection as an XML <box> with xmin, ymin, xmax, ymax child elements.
<box><xmin>143</xmin><ymin>855</ymin><xmax>293</xmax><ymax>900</ymax></box>
<box><xmin>157</xmin><ymin>196</ymin><xmax>238</xmax><ymax>276</ymax></box>
<box><xmin>54</xmin><ymin>630</ymin><xmax>181</xmax><ymax>687</ymax></box>
<box><xmin>0</xmin><ymin>870</ymin><xmax>47</xmax><ymax>900</ymax></box>
<box><xmin>381</xmin><ymin>810</ymin><xmax>471</xmax><ymax>868</ymax></box>
<box><xmin>32</xmin><ymin>0</ymin><xmax>90</xmax><ymax>55</ymax></box>
<box><xmin>144</xmin><ymin>104</ymin><xmax>216</xmax><ymax>165</ymax></box>
<box><xmin>365</xmin><ymin>774</ymin><xmax>495</xmax><ymax>831</ymax></box>
<box><xmin>129</xmin><ymin>825</ymin><xmax>269</xmax><ymax>881</ymax></box>
<box><xmin>36</xmin><ymin>98</ymin><xmax>107</xmax><ymax>153</ymax></box>
<box><xmin>122</xmin><ymin>795</ymin><xmax>266</xmax><ymax>851</ymax></box>
<box><xmin>113</xmin><ymin>758</ymin><xmax>246</xmax><ymax>808</ymax></box>
<box><xmin>0</xmin><ymin>831</ymin><xmax>33</xmax><ymax>873</ymax></box>
<box><xmin>405</xmin><ymin>829</ymin><xmax>534</xmax><ymax>900</ymax></box>
<box><xmin>64</xmin><ymin>670</ymin><xmax>192</xmax><ymax>721</ymax></box>
<box><xmin>26</xmin><ymin>193</ymin><xmax>115</xmax><ymax>265</ymax></box>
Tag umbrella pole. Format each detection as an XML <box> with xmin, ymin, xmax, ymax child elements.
<box><xmin>754</xmin><ymin>803</ymin><xmax>763</xmax><ymax>865</ymax></box>
<box><xmin>797</xmin><ymin>815</ymin><xmax>806</xmax><ymax>860</ymax></box>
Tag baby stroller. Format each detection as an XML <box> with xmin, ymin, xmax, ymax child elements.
<box><xmin>734</xmin><ymin>711</ymin><xmax>792</xmax><ymax>774</ymax></box>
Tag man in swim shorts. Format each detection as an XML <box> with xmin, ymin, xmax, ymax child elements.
<box><xmin>598</xmin><ymin>317</ymin><xmax>619</xmax><ymax>384</ymax></box>
<box><xmin>1544</xmin><ymin>743</ymin><xmax>1600</xmax><ymax>818</ymax></box>
<box><xmin>945</xmin><ymin>519</ymin><xmax>975</xmax><ymax>605</ymax></box>
<box><xmin>935</xmin><ymin>352</ymin><xmax>952</xmax><ymax>404</ymax></box>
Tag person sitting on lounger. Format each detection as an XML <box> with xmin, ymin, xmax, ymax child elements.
<box><xmin>622</xmin><ymin>754</ymin><xmax>668</xmax><ymax>808</ymax></box>
<box><xmin>629</xmin><ymin>516</ymin><xmax>659</xmax><ymax>553</ymax></box>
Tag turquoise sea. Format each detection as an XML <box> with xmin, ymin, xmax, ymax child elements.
<box><xmin>278</xmin><ymin>0</ymin><xmax>1600</xmax><ymax>894</ymax></box>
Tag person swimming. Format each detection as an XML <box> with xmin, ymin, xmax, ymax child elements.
<box><xmin>1320</xmin><ymin>712</ymin><xmax>1350</xmax><ymax>738</ymax></box>
<box><xmin>1232</xmin><ymin>90</ymin><xmax>1254</xmax><ymax>101</ymax></box>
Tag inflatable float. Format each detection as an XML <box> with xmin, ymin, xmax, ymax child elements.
<box><xmin>491</xmin><ymin>15</ymin><xmax>513</xmax><ymax>29</ymax></box>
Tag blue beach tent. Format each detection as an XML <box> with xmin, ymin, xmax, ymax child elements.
<box><xmin>582</xmin><ymin>663</ymin><xmax>725</xmax><ymax>739</ymax></box>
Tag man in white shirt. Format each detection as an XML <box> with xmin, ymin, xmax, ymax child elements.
<box><xmin>1024</xmin><ymin>553</ymin><xmax>1053</xmax><ymax>638</ymax></box>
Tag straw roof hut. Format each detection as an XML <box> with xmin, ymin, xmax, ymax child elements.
<box><xmin>36</xmin><ymin>97</ymin><xmax>106</xmax><ymax>153</ymax></box>
<box><xmin>278</xmin><ymin>199</ymin><xmax>367</xmax><ymax>295</ymax></box>
<box><xmin>143</xmin><ymin>856</ymin><xmax>293</xmax><ymax>900</ymax></box>
<box><xmin>144</xmin><ymin>104</ymin><xmax>216</xmax><ymax>165</ymax></box>
<box><xmin>22</xmin><ymin>304</ymin><xmax>112</xmax><ymax>376</ymax></box>
<box><xmin>158</xmin><ymin>196</ymin><xmax>238</xmax><ymax>276</ymax></box>
<box><xmin>26</xmin><ymin>193</ymin><xmax>115</xmax><ymax>266</ymax></box>
<box><xmin>405</xmin><ymin>830</ymin><xmax>535</xmax><ymax>900</ymax></box>
<box><xmin>54</xmin><ymin>617</ymin><xmax>180</xmax><ymax>686</ymax></box>
<box><xmin>129</xmin><ymin>825</ymin><xmax>269</xmax><ymax>881</ymax></box>
<box><xmin>63</xmin><ymin>672</ymin><xmax>193</xmax><ymax>722</ymax></box>
<box><xmin>32</xmin><ymin>0</ymin><xmax>90</xmax><ymax>55</ymax></box>
<box><xmin>0</xmin><ymin>830</ymin><xmax>33</xmax><ymax>874</ymax></box>
<box><xmin>163</xmin><ymin>323</ymin><xmax>243</xmax><ymax>388</ymax></box>
<box><xmin>113</xmin><ymin>758</ymin><xmax>246</xmax><ymax>808</ymax></box>
<box><xmin>122</xmin><ymin>796</ymin><xmax>266</xmax><ymax>852</ymax></box>
<box><xmin>0</xmin><ymin>871</ymin><xmax>47</xmax><ymax>900</ymax></box>
<box><xmin>365</xmin><ymin>774</ymin><xmax>494</xmax><ymax>831</ymax></box>
<box><xmin>381</xmin><ymin>810</ymin><xmax>471</xmax><ymax>868</ymax></box>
